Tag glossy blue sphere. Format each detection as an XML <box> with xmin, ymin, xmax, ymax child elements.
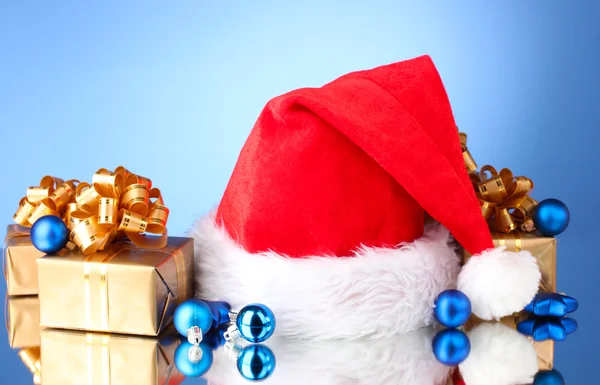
<box><xmin>174</xmin><ymin>299</ymin><xmax>213</xmax><ymax>337</ymax></box>
<box><xmin>237</xmin><ymin>344</ymin><xmax>276</xmax><ymax>381</ymax></box>
<box><xmin>31</xmin><ymin>215</ymin><xmax>69</xmax><ymax>254</ymax></box>
<box><xmin>432</xmin><ymin>329</ymin><xmax>471</xmax><ymax>366</ymax></box>
<box><xmin>532</xmin><ymin>199</ymin><xmax>570</xmax><ymax>236</ymax></box>
<box><xmin>533</xmin><ymin>369</ymin><xmax>565</xmax><ymax>385</ymax></box>
<box><xmin>236</xmin><ymin>304</ymin><xmax>276</xmax><ymax>343</ymax></box>
<box><xmin>434</xmin><ymin>290</ymin><xmax>472</xmax><ymax>328</ymax></box>
<box><xmin>174</xmin><ymin>341</ymin><xmax>213</xmax><ymax>378</ymax></box>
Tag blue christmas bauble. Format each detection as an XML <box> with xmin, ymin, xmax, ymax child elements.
<box><xmin>174</xmin><ymin>341</ymin><xmax>213</xmax><ymax>378</ymax></box>
<box><xmin>532</xmin><ymin>199</ymin><xmax>570</xmax><ymax>236</ymax></box>
<box><xmin>206</xmin><ymin>300</ymin><xmax>232</xmax><ymax>328</ymax></box>
<box><xmin>237</xmin><ymin>344</ymin><xmax>276</xmax><ymax>381</ymax></box>
<box><xmin>434</xmin><ymin>290</ymin><xmax>472</xmax><ymax>328</ymax></box>
<box><xmin>236</xmin><ymin>304</ymin><xmax>276</xmax><ymax>343</ymax></box>
<box><xmin>174</xmin><ymin>299</ymin><xmax>213</xmax><ymax>337</ymax></box>
<box><xmin>432</xmin><ymin>329</ymin><xmax>471</xmax><ymax>366</ymax></box>
<box><xmin>533</xmin><ymin>369</ymin><xmax>565</xmax><ymax>385</ymax></box>
<box><xmin>31</xmin><ymin>215</ymin><xmax>69</xmax><ymax>254</ymax></box>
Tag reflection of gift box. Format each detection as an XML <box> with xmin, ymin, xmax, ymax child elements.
<box><xmin>462</xmin><ymin>231</ymin><xmax>556</xmax><ymax>293</ymax></box>
<box><xmin>466</xmin><ymin>314</ymin><xmax>554</xmax><ymax>370</ymax></box>
<box><xmin>37</xmin><ymin>237</ymin><xmax>194</xmax><ymax>336</ymax></box>
<box><xmin>7</xmin><ymin>296</ymin><xmax>42</xmax><ymax>348</ymax></box>
<box><xmin>40</xmin><ymin>328</ymin><xmax>185</xmax><ymax>385</ymax></box>
<box><xmin>4</xmin><ymin>225</ymin><xmax>45</xmax><ymax>296</ymax></box>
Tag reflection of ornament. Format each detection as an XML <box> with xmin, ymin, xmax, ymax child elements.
<box><xmin>225</xmin><ymin>303</ymin><xmax>276</xmax><ymax>343</ymax></box>
<box><xmin>524</xmin><ymin>293</ymin><xmax>578</xmax><ymax>317</ymax></box>
<box><xmin>532</xmin><ymin>199</ymin><xmax>570</xmax><ymax>236</ymax></box>
<box><xmin>237</xmin><ymin>344</ymin><xmax>277</xmax><ymax>381</ymax></box>
<box><xmin>517</xmin><ymin>317</ymin><xmax>578</xmax><ymax>342</ymax></box>
<box><xmin>432</xmin><ymin>328</ymin><xmax>471</xmax><ymax>366</ymax></box>
<box><xmin>174</xmin><ymin>299</ymin><xmax>213</xmax><ymax>345</ymax></box>
<box><xmin>434</xmin><ymin>290</ymin><xmax>471</xmax><ymax>328</ymax></box>
<box><xmin>30</xmin><ymin>215</ymin><xmax>69</xmax><ymax>254</ymax></box>
<box><xmin>533</xmin><ymin>369</ymin><xmax>565</xmax><ymax>385</ymax></box>
<box><xmin>175</xmin><ymin>341</ymin><xmax>214</xmax><ymax>377</ymax></box>
<box><xmin>224</xmin><ymin>340</ymin><xmax>276</xmax><ymax>381</ymax></box>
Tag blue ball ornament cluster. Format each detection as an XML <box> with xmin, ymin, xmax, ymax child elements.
<box><xmin>532</xmin><ymin>199</ymin><xmax>570</xmax><ymax>236</ymax></box>
<box><xmin>434</xmin><ymin>290</ymin><xmax>471</xmax><ymax>328</ymax></box>
<box><xmin>237</xmin><ymin>304</ymin><xmax>276</xmax><ymax>343</ymax></box>
<box><xmin>237</xmin><ymin>344</ymin><xmax>276</xmax><ymax>381</ymax></box>
<box><xmin>30</xmin><ymin>215</ymin><xmax>69</xmax><ymax>254</ymax></box>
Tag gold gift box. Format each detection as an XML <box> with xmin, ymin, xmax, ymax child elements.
<box><xmin>463</xmin><ymin>231</ymin><xmax>557</xmax><ymax>370</ymax></box>
<box><xmin>4</xmin><ymin>225</ymin><xmax>45</xmax><ymax>296</ymax></box>
<box><xmin>37</xmin><ymin>237</ymin><xmax>194</xmax><ymax>336</ymax></box>
<box><xmin>40</xmin><ymin>328</ymin><xmax>186</xmax><ymax>385</ymax></box>
<box><xmin>7</xmin><ymin>295</ymin><xmax>42</xmax><ymax>348</ymax></box>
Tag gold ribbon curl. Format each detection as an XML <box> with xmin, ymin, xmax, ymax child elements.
<box><xmin>460</xmin><ymin>132</ymin><xmax>538</xmax><ymax>233</ymax></box>
<box><xmin>13</xmin><ymin>166</ymin><xmax>169</xmax><ymax>254</ymax></box>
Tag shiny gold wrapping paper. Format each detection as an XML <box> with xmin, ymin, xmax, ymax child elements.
<box><xmin>4</xmin><ymin>225</ymin><xmax>45</xmax><ymax>296</ymax></box>
<box><xmin>7</xmin><ymin>295</ymin><xmax>42</xmax><ymax>348</ymax></box>
<box><xmin>40</xmin><ymin>328</ymin><xmax>186</xmax><ymax>385</ymax></box>
<box><xmin>462</xmin><ymin>231</ymin><xmax>557</xmax><ymax>293</ymax></box>
<box><xmin>463</xmin><ymin>231</ymin><xmax>557</xmax><ymax>370</ymax></box>
<box><xmin>37</xmin><ymin>237</ymin><xmax>194</xmax><ymax>336</ymax></box>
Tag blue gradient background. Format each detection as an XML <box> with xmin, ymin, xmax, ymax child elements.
<box><xmin>1</xmin><ymin>1</ymin><xmax>599</xmax><ymax>383</ymax></box>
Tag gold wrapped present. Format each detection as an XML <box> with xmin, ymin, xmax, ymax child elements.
<box><xmin>37</xmin><ymin>237</ymin><xmax>194</xmax><ymax>336</ymax></box>
<box><xmin>4</xmin><ymin>225</ymin><xmax>45</xmax><ymax>296</ymax></box>
<box><xmin>40</xmin><ymin>328</ymin><xmax>186</xmax><ymax>385</ymax></box>
<box><xmin>7</xmin><ymin>295</ymin><xmax>42</xmax><ymax>348</ymax></box>
<box><xmin>462</xmin><ymin>231</ymin><xmax>556</xmax><ymax>369</ymax></box>
<box><xmin>463</xmin><ymin>231</ymin><xmax>556</xmax><ymax>293</ymax></box>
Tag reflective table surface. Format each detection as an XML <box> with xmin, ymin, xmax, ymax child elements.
<box><xmin>0</xmin><ymin>296</ymin><xmax>585</xmax><ymax>385</ymax></box>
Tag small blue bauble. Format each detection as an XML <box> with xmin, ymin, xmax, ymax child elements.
<box><xmin>174</xmin><ymin>341</ymin><xmax>213</xmax><ymax>378</ymax></box>
<box><xmin>206</xmin><ymin>300</ymin><xmax>232</xmax><ymax>328</ymax></box>
<box><xmin>533</xmin><ymin>369</ymin><xmax>565</xmax><ymax>385</ymax></box>
<box><xmin>432</xmin><ymin>329</ymin><xmax>471</xmax><ymax>366</ymax></box>
<box><xmin>532</xmin><ymin>199</ymin><xmax>570</xmax><ymax>236</ymax></box>
<box><xmin>434</xmin><ymin>290</ymin><xmax>472</xmax><ymax>328</ymax></box>
<box><xmin>237</xmin><ymin>344</ymin><xmax>276</xmax><ymax>381</ymax></box>
<box><xmin>236</xmin><ymin>304</ymin><xmax>276</xmax><ymax>343</ymax></box>
<box><xmin>174</xmin><ymin>299</ymin><xmax>213</xmax><ymax>337</ymax></box>
<box><xmin>31</xmin><ymin>215</ymin><xmax>69</xmax><ymax>254</ymax></box>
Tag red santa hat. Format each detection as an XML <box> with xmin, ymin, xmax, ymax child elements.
<box><xmin>190</xmin><ymin>55</ymin><xmax>541</xmax><ymax>339</ymax></box>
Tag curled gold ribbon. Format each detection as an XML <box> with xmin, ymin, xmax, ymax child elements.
<box><xmin>12</xmin><ymin>167</ymin><xmax>170</xmax><ymax>254</ymax></box>
<box><xmin>461</xmin><ymin>132</ymin><xmax>538</xmax><ymax>233</ymax></box>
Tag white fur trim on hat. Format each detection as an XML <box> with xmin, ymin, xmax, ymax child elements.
<box><xmin>189</xmin><ymin>212</ymin><xmax>461</xmax><ymax>340</ymax></box>
<box><xmin>457</xmin><ymin>247</ymin><xmax>541</xmax><ymax>320</ymax></box>
<box><xmin>205</xmin><ymin>326</ymin><xmax>451</xmax><ymax>385</ymax></box>
<box><xmin>459</xmin><ymin>322</ymin><xmax>539</xmax><ymax>385</ymax></box>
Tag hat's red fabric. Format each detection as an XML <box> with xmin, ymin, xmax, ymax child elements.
<box><xmin>218</xmin><ymin>55</ymin><xmax>492</xmax><ymax>258</ymax></box>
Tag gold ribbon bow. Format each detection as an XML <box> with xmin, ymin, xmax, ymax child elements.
<box><xmin>13</xmin><ymin>166</ymin><xmax>169</xmax><ymax>254</ymax></box>
<box><xmin>460</xmin><ymin>133</ymin><xmax>538</xmax><ymax>233</ymax></box>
